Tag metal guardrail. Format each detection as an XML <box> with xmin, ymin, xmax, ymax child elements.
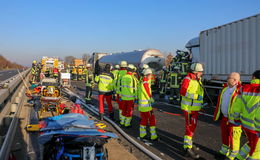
<box><xmin>63</xmin><ymin>88</ymin><xmax>163</xmax><ymax>160</ymax></box>
<box><xmin>0</xmin><ymin>69</ymin><xmax>30</xmax><ymax>106</ymax></box>
<box><xmin>0</xmin><ymin>69</ymin><xmax>30</xmax><ymax>160</ymax></box>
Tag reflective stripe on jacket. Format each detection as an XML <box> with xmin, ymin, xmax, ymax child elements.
<box><xmin>229</xmin><ymin>79</ymin><xmax>260</xmax><ymax>132</ymax></box>
<box><xmin>213</xmin><ymin>83</ymin><xmax>241</xmax><ymax>121</ymax></box>
<box><xmin>95</xmin><ymin>72</ymin><xmax>114</xmax><ymax>94</ymax></box>
<box><xmin>121</xmin><ymin>72</ymin><xmax>138</xmax><ymax>100</ymax></box>
<box><xmin>138</xmin><ymin>76</ymin><xmax>152</xmax><ymax>112</ymax></box>
<box><xmin>116</xmin><ymin>69</ymin><xmax>127</xmax><ymax>94</ymax></box>
<box><xmin>180</xmin><ymin>72</ymin><xmax>204</xmax><ymax>111</ymax></box>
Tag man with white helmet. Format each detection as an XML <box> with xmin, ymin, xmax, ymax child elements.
<box><xmin>138</xmin><ymin>68</ymin><xmax>158</xmax><ymax>141</ymax></box>
<box><xmin>180</xmin><ymin>63</ymin><xmax>204</xmax><ymax>159</ymax></box>
<box><xmin>120</xmin><ymin>64</ymin><xmax>138</xmax><ymax>127</ymax></box>
<box><xmin>116</xmin><ymin>61</ymin><xmax>128</xmax><ymax>121</ymax></box>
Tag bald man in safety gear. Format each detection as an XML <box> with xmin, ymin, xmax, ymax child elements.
<box><xmin>214</xmin><ymin>72</ymin><xmax>242</xmax><ymax>159</ymax></box>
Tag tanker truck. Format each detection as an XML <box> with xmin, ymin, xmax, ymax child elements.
<box><xmin>97</xmin><ymin>49</ymin><xmax>165</xmax><ymax>74</ymax></box>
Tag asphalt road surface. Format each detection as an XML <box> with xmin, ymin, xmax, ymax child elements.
<box><xmin>0</xmin><ymin>69</ymin><xmax>20</xmax><ymax>81</ymax></box>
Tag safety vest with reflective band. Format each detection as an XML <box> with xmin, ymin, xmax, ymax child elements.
<box><xmin>72</xmin><ymin>68</ymin><xmax>77</xmax><ymax>74</ymax></box>
<box><xmin>169</xmin><ymin>72</ymin><xmax>180</xmax><ymax>88</ymax></box>
<box><xmin>31</xmin><ymin>66</ymin><xmax>37</xmax><ymax>75</ymax></box>
<box><xmin>180</xmin><ymin>73</ymin><xmax>204</xmax><ymax>111</ymax></box>
<box><xmin>95</xmin><ymin>72</ymin><xmax>114</xmax><ymax>93</ymax></box>
<box><xmin>116</xmin><ymin>69</ymin><xmax>127</xmax><ymax>94</ymax></box>
<box><xmin>213</xmin><ymin>83</ymin><xmax>241</xmax><ymax>121</ymax></box>
<box><xmin>77</xmin><ymin>68</ymin><xmax>83</xmax><ymax>75</ymax></box>
<box><xmin>111</xmin><ymin>69</ymin><xmax>119</xmax><ymax>90</ymax></box>
<box><xmin>121</xmin><ymin>73</ymin><xmax>138</xmax><ymax>100</ymax></box>
<box><xmin>138</xmin><ymin>76</ymin><xmax>153</xmax><ymax>112</ymax></box>
<box><xmin>229</xmin><ymin>79</ymin><xmax>260</xmax><ymax>132</ymax></box>
<box><xmin>85</xmin><ymin>69</ymin><xmax>93</xmax><ymax>87</ymax></box>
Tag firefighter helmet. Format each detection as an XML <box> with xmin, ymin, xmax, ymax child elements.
<box><xmin>115</xmin><ymin>65</ymin><xmax>120</xmax><ymax>69</ymax></box>
<box><xmin>143</xmin><ymin>68</ymin><xmax>153</xmax><ymax>75</ymax></box>
<box><xmin>190</xmin><ymin>63</ymin><xmax>203</xmax><ymax>72</ymax></box>
<box><xmin>120</xmin><ymin>61</ymin><xmax>128</xmax><ymax>67</ymax></box>
<box><xmin>142</xmin><ymin>64</ymin><xmax>149</xmax><ymax>69</ymax></box>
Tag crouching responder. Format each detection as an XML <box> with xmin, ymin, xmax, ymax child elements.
<box><xmin>138</xmin><ymin>68</ymin><xmax>158</xmax><ymax>141</ymax></box>
<box><xmin>229</xmin><ymin>70</ymin><xmax>260</xmax><ymax>160</ymax></box>
<box><xmin>84</xmin><ymin>64</ymin><xmax>94</xmax><ymax>104</ymax></box>
<box><xmin>120</xmin><ymin>64</ymin><xmax>138</xmax><ymax>127</ymax></box>
<box><xmin>180</xmin><ymin>63</ymin><xmax>204</xmax><ymax>159</ymax></box>
<box><xmin>72</xmin><ymin>66</ymin><xmax>77</xmax><ymax>80</ymax></box>
<box><xmin>95</xmin><ymin>64</ymin><xmax>114</xmax><ymax>120</ymax></box>
<box><xmin>213</xmin><ymin>72</ymin><xmax>242</xmax><ymax>159</ymax></box>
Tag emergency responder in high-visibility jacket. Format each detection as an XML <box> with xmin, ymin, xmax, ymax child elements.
<box><xmin>159</xmin><ymin>66</ymin><xmax>168</xmax><ymax>97</ymax></box>
<box><xmin>95</xmin><ymin>64</ymin><xmax>114</xmax><ymax>120</ymax></box>
<box><xmin>77</xmin><ymin>66</ymin><xmax>83</xmax><ymax>81</ymax></box>
<box><xmin>213</xmin><ymin>72</ymin><xmax>242</xmax><ymax>160</ymax></box>
<box><xmin>180</xmin><ymin>63</ymin><xmax>204</xmax><ymax>159</ymax></box>
<box><xmin>31</xmin><ymin>60</ymin><xmax>37</xmax><ymax>83</ymax></box>
<box><xmin>84</xmin><ymin>64</ymin><xmax>94</xmax><ymax>104</ymax></box>
<box><xmin>169</xmin><ymin>66</ymin><xmax>181</xmax><ymax>104</ymax></box>
<box><xmin>111</xmin><ymin>65</ymin><xmax>120</xmax><ymax>101</ymax></box>
<box><xmin>116</xmin><ymin>61</ymin><xmax>128</xmax><ymax>121</ymax></box>
<box><xmin>72</xmin><ymin>66</ymin><xmax>77</xmax><ymax>80</ymax></box>
<box><xmin>138</xmin><ymin>68</ymin><xmax>158</xmax><ymax>141</ymax></box>
<box><xmin>120</xmin><ymin>64</ymin><xmax>138</xmax><ymax>127</ymax></box>
<box><xmin>229</xmin><ymin>70</ymin><xmax>260</xmax><ymax>160</ymax></box>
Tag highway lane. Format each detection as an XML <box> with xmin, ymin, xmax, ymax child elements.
<box><xmin>0</xmin><ymin>69</ymin><xmax>23</xmax><ymax>81</ymax></box>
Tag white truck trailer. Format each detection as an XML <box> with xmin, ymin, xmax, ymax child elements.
<box><xmin>186</xmin><ymin>14</ymin><xmax>260</xmax><ymax>83</ymax></box>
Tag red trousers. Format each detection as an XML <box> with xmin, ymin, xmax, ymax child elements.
<box><xmin>140</xmin><ymin>110</ymin><xmax>156</xmax><ymax>126</ymax></box>
<box><xmin>117</xmin><ymin>94</ymin><xmax>123</xmax><ymax>110</ymax></box>
<box><xmin>184</xmin><ymin>111</ymin><xmax>199</xmax><ymax>137</ymax></box>
<box><xmin>243</xmin><ymin>127</ymin><xmax>259</xmax><ymax>156</ymax></box>
<box><xmin>122</xmin><ymin>100</ymin><xmax>134</xmax><ymax>117</ymax></box>
<box><xmin>98</xmin><ymin>94</ymin><xmax>113</xmax><ymax>114</ymax></box>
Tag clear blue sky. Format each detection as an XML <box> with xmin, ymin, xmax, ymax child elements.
<box><xmin>0</xmin><ymin>0</ymin><xmax>259</xmax><ymax>66</ymax></box>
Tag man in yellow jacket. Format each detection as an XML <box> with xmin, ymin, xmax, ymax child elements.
<box><xmin>138</xmin><ymin>68</ymin><xmax>158</xmax><ymax>141</ymax></box>
<box><xmin>95</xmin><ymin>64</ymin><xmax>114</xmax><ymax>120</ymax></box>
<box><xmin>120</xmin><ymin>64</ymin><xmax>138</xmax><ymax>127</ymax></box>
<box><xmin>229</xmin><ymin>70</ymin><xmax>260</xmax><ymax>160</ymax></box>
<box><xmin>213</xmin><ymin>72</ymin><xmax>242</xmax><ymax>159</ymax></box>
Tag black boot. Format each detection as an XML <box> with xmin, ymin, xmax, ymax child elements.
<box><xmin>99</xmin><ymin>113</ymin><xmax>104</xmax><ymax>121</ymax></box>
<box><xmin>109</xmin><ymin>112</ymin><xmax>114</xmax><ymax>120</ymax></box>
<box><xmin>184</xmin><ymin>148</ymin><xmax>200</xmax><ymax>159</ymax></box>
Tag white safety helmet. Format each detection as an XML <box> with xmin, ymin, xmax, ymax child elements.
<box><xmin>120</xmin><ymin>61</ymin><xmax>128</xmax><ymax>68</ymax></box>
<box><xmin>86</xmin><ymin>64</ymin><xmax>92</xmax><ymax>68</ymax></box>
<box><xmin>143</xmin><ymin>68</ymin><xmax>153</xmax><ymax>76</ymax></box>
<box><xmin>115</xmin><ymin>65</ymin><xmax>120</xmax><ymax>69</ymax></box>
<box><xmin>142</xmin><ymin>64</ymin><xmax>149</xmax><ymax>69</ymax></box>
<box><xmin>190</xmin><ymin>63</ymin><xmax>204</xmax><ymax>72</ymax></box>
<box><xmin>128</xmin><ymin>64</ymin><xmax>135</xmax><ymax>70</ymax></box>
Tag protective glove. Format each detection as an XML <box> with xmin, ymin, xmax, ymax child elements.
<box><xmin>197</xmin><ymin>95</ymin><xmax>203</xmax><ymax>101</ymax></box>
<box><xmin>134</xmin><ymin>99</ymin><xmax>138</xmax><ymax>104</ymax></box>
<box><xmin>119</xmin><ymin>98</ymin><xmax>122</xmax><ymax>102</ymax></box>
